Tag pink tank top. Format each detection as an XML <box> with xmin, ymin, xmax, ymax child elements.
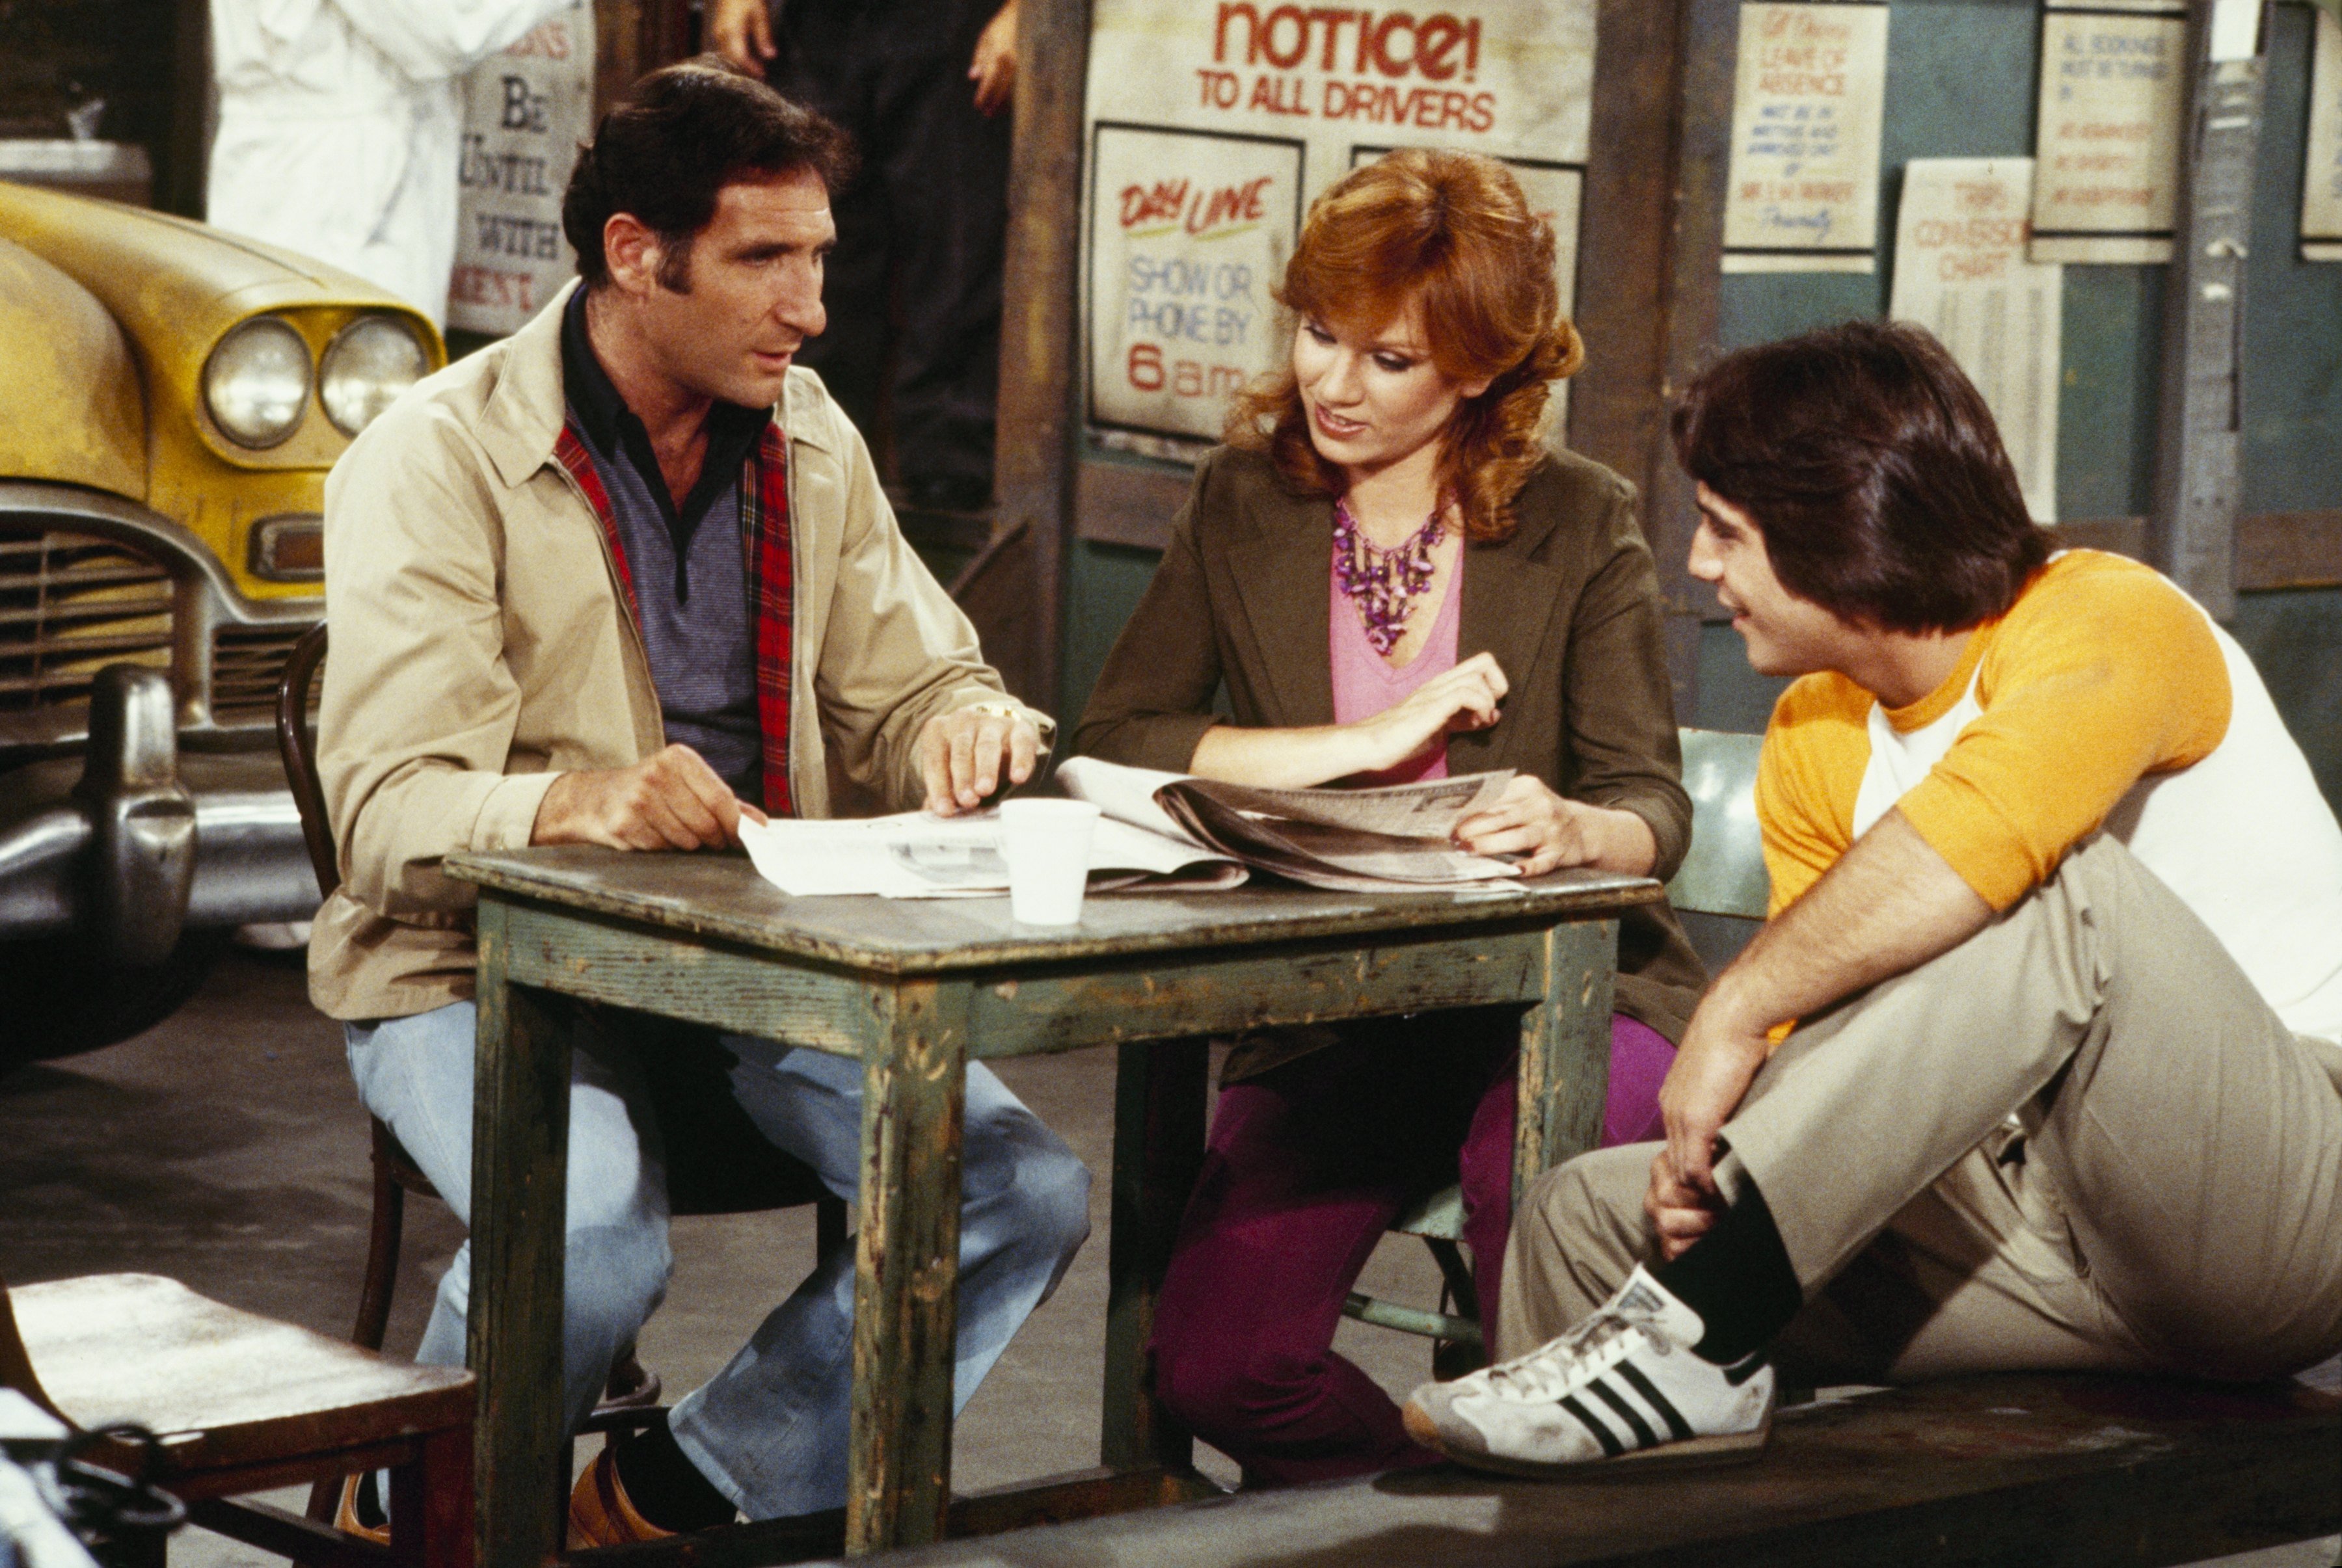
<box><xmin>1329</xmin><ymin>543</ymin><xmax>1462</xmax><ymax>786</ymax></box>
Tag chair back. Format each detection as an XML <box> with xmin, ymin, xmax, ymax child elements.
<box><xmin>1667</xmin><ymin>728</ymin><xmax>1768</xmax><ymax>974</ymax></box>
<box><xmin>1668</xmin><ymin>728</ymin><xmax>1770</xmax><ymax>920</ymax></box>
<box><xmin>275</xmin><ymin>622</ymin><xmax>337</xmax><ymax>899</ymax></box>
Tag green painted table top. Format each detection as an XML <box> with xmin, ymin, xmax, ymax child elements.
<box><xmin>447</xmin><ymin>846</ymin><xmax>1660</xmax><ymax>976</ymax></box>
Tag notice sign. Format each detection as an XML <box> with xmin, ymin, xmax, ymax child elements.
<box><xmin>2304</xmin><ymin>7</ymin><xmax>2342</xmax><ymax>259</ymax></box>
<box><xmin>1889</xmin><ymin>159</ymin><xmax>2062</xmax><ymax>522</ymax></box>
<box><xmin>1721</xmin><ymin>2</ymin><xmax>1891</xmax><ymax>274</ymax></box>
<box><xmin>1088</xmin><ymin>126</ymin><xmax>1304</xmax><ymax>440</ymax></box>
<box><xmin>1083</xmin><ymin>0</ymin><xmax>1596</xmax><ymax>445</ymax></box>
<box><xmin>449</xmin><ymin>3</ymin><xmax>593</xmax><ymax>335</ymax></box>
<box><xmin>2030</xmin><ymin>7</ymin><xmax>2187</xmax><ymax>264</ymax></box>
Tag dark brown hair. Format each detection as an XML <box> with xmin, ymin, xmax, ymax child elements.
<box><xmin>1671</xmin><ymin>320</ymin><xmax>2051</xmax><ymax>633</ymax></box>
<box><xmin>563</xmin><ymin>55</ymin><xmax>854</xmax><ymax>291</ymax></box>
<box><xmin>1223</xmin><ymin>148</ymin><xmax>1583</xmax><ymax>542</ymax></box>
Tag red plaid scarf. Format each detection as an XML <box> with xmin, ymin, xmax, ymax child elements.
<box><xmin>553</xmin><ymin>420</ymin><xmax>796</xmax><ymax>816</ymax></box>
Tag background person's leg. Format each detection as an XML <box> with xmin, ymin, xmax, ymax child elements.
<box><xmin>769</xmin><ymin>0</ymin><xmax>892</xmax><ymax>453</ymax></box>
<box><xmin>868</xmin><ymin>0</ymin><xmax>1009</xmax><ymax>508</ymax></box>
<box><xmin>343</xmin><ymin>1002</ymin><xmax>673</xmax><ymax>1430</ymax></box>
<box><xmin>667</xmin><ymin>1037</ymin><xmax>1086</xmax><ymax>1520</ymax></box>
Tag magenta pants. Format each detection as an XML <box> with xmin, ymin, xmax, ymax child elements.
<box><xmin>1148</xmin><ymin>1010</ymin><xmax>1674</xmax><ymax>1487</ymax></box>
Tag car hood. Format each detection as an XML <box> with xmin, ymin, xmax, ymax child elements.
<box><xmin>0</xmin><ymin>236</ymin><xmax>146</xmax><ymax>499</ymax></box>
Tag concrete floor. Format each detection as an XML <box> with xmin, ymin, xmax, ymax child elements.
<box><xmin>3</xmin><ymin>948</ymin><xmax>2335</xmax><ymax>1568</ymax></box>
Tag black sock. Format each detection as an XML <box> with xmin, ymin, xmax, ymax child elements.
<box><xmin>1650</xmin><ymin>1178</ymin><xmax>1803</xmax><ymax>1365</ymax></box>
<box><xmin>612</xmin><ymin>1413</ymin><xmax>735</xmax><ymax>1532</ymax></box>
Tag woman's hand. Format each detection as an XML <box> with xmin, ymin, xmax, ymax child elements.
<box><xmin>1356</xmin><ymin>650</ymin><xmax>1507</xmax><ymax>773</ymax></box>
<box><xmin>1187</xmin><ymin>652</ymin><xmax>1506</xmax><ymax>790</ymax></box>
<box><xmin>1453</xmin><ymin>777</ymin><xmax>1658</xmax><ymax>877</ymax></box>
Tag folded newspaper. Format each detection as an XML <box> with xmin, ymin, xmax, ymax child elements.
<box><xmin>736</xmin><ymin>757</ymin><xmax>1521</xmax><ymax>898</ymax></box>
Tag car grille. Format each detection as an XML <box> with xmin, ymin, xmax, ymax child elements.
<box><xmin>0</xmin><ymin>527</ymin><xmax>174</xmax><ymax>711</ymax></box>
<box><xmin>211</xmin><ymin>625</ymin><xmax>308</xmax><ymax>720</ymax></box>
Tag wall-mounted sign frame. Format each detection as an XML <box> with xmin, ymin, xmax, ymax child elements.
<box><xmin>1720</xmin><ymin>1</ymin><xmax>1891</xmax><ymax>274</ymax></box>
<box><xmin>1084</xmin><ymin>123</ymin><xmax>1307</xmax><ymax>443</ymax></box>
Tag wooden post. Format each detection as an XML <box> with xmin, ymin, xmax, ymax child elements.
<box><xmin>466</xmin><ymin>900</ymin><xmax>571</xmax><ymax>1568</ymax></box>
<box><xmin>1100</xmin><ymin>1037</ymin><xmax>1209</xmax><ymax>1474</ymax></box>
<box><xmin>1568</xmin><ymin>0</ymin><xmax>1739</xmax><ymax>719</ymax></box>
<box><xmin>591</xmin><ymin>1</ymin><xmax>697</xmax><ymax>119</ymax></box>
<box><xmin>847</xmin><ymin>979</ymin><xmax>971</xmax><ymax>1554</ymax></box>
<box><xmin>158</xmin><ymin>0</ymin><xmax>211</xmax><ymax>219</ymax></box>
<box><xmin>1513</xmin><ymin>921</ymin><xmax>1617</xmax><ymax>1210</ymax></box>
<box><xmin>2149</xmin><ymin>0</ymin><xmax>2267</xmax><ymax>621</ymax></box>
<box><xmin>984</xmin><ymin>0</ymin><xmax>1091</xmax><ymax>707</ymax></box>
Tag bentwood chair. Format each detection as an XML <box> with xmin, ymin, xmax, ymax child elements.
<box><xmin>3</xmin><ymin>1265</ymin><xmax>474</xmax><ymax>1568</ymax></box>
<box><xmin>275</xmin><ymin>624</ymin><xmax>850</xmax><ymax>1521</ymax></box>
<box><xmin>1340</xmin><ymin>728</ymin><xmax>1770</xmax><ymax>1371</ymax></box>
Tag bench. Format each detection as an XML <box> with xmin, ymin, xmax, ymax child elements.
<box><xmin>857</xmin><ymin>1363</ymin><xmax>2341</xmax><ymax>1566</ymax></box>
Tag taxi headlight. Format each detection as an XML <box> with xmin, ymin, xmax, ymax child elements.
<box><xmin>320</xmin><ymin>315</ymin><xmax>430</xmax><ymax>436</ymax></box>
<box><xmin>203</xmin><ymin>317</ymin><xmax>312</xmax><ymax>447</ymax></box>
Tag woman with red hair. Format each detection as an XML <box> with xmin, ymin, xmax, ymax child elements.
<box><xmin>1073</xmin><ymin>149</ymin><xmax>1705</xmax><ymax>1485</ymax></box>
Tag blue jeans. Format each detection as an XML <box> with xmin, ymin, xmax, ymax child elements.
<box><xmin>345</xmin><ymin>1002</ymin><xmax>1090</xmax><ymax>1519</ymax></box>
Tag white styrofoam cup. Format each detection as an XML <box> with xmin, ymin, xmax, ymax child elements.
<box><xmin>998</xmin><ymin>799</ymin><xmax>1099</xmax><ymax>925</ymax></box>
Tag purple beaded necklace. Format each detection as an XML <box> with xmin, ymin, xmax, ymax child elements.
<box><xmin>1332</xmin><ymin>494</ymin><xmax>1446</xmax><ymax>658</ymax></box>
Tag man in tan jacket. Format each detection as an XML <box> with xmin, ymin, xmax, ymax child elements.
<box><xmin>310</xmin><ymin>59</ymin><xmax>1088</xmax><ymax>1545</ymax></box>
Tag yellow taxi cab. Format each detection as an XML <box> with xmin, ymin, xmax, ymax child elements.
<box><xmin>0</xmin><ymin>178</ymin><xmax>442</xmax><ymax>1064</ymax></box>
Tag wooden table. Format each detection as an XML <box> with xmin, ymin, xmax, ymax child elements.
<box><xmin>442</xmin><ymin>847</ymin><xmax>1660</xmax><ymax>1564</ymax></box>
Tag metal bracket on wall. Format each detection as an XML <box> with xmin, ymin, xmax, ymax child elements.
<box><xmin>2149</xmin><ymin>0</ymin><xmax>2268</xmax><ymax>622</ymax></box>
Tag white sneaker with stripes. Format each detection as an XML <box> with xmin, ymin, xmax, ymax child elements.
<box><xmin>1401</xmin><ymin>1265</ymin><xmax>1774</xmax><ymax>1476</ymax></box>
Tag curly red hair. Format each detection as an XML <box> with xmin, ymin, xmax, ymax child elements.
<box><xmin>1223</xmin><ymin>148</ymin><xmax>1583</xmax><ymax>542</ymax></box>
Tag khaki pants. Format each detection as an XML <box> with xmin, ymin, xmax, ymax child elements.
<box><xmin>1499</xmin><ymin>836</ymin><xmax>2342</xmax><ymax>1384</ymax></box>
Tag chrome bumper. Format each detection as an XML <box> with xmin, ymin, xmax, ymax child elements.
<box><xmin>0</xmin><ymin>667</ymin><xmax>318</xmax><ymax>961</ymax></box>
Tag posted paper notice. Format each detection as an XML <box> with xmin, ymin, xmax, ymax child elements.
<box><xmin>2304</xmin><ymin>8</ymin><xmax>2342</xmax><ymax>260</ymax></box>
<box><xmin>1721</xmin><ymin>1</ymin><xmax>1891</xmax><ymax>274</ymax></box>
<box><xmin>2030</xmin><ymin>7</ymin><xmax>2187</xmax><ymax>264</ymax></box>
<box><xmin>1890</xmin><ymin>158</ymin><xmax>2062</xmax><ymax>523</ymax></box>
<box><xmin>449</xmin><ymin>3</ymin><xmax>591</xmax><ymax>333</ymax></box>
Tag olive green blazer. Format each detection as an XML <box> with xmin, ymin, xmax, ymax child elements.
<box><xmin>1073</xmin><ymin>445</ymin><xmax>1707</xmax><ymax>1074</ymax></box>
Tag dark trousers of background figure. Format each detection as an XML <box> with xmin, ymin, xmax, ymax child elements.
<box><xmin>769</xmin><ymin>0</ymin><xmax>1010</xmax><ymax>508</ymax></box>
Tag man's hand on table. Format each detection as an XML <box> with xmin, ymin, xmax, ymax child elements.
<box><xmin>1647</xmin><ymin>985</ymin><xmax>1775</xmax><ymax>1259</ymax></box>
<box><xmin>532</xmin><ymin>744</ymin><xmax>767</xmax><ymax>851</ymax></box>
<box><xmin>919</xmin><ymin>706</ymin><xmax>1041</xmax><ymax>815</ymax></box>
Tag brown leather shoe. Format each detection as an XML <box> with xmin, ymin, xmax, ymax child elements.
<box><xmin>335</xmin><ymin>1474</ymin><xmax>390</xmax><ymax>1547</ymax></box>
<box><xmin>568</xmin><ymin>1446</ymin><xmax>677</xmax><ymax>1549</ymax></box>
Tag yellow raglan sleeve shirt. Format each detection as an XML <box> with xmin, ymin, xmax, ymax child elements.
<box><xmin>1756</xmin><ymin>551</ymin><xmax>2233</xmax><ymax>918</ymax></box>
<box><xmin>1894</xmin><ymin>553</ymin><xmax>2229</xmax><ymax>909</ymax></box>
<box><xmin>1755</xmin><ymin>676</ymin><xmax>1868</xmax><ymax>919</ymax></box>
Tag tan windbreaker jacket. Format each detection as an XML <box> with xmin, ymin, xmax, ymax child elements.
<box><xmin>306</xmin><ymin>282</ymin><xmax>1047</xmax><ymax>1020</ymax></box>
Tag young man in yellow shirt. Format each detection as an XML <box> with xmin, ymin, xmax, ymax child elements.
<box><xmin>1405</xmin><ymin>321</ymin><xmax>2342</xmax><ymax>1474</ymax></box>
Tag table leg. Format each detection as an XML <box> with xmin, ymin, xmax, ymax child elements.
<box><xmin>1101</xmin><ymin>1037</ymin><xmax>1208</xmax><ymax>1474</ymax></box>
<box><xmin>847</xmin><ymin>978</ymin><xmax>969</xmax><ymax>1554</ymax></box>
<box><xmin>467</xmin><ymin>899</ymin><xmax>571</xmax><ymax>1568</ymax></box>
<box><xmin>1513</xmin><ymin>919</ymin><xmax>1618</xmax><ymax>1209</ymax></box>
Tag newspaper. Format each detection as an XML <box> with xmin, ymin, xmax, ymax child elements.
<box><xmin>734</xmin><ymin>759</ymin><xmax>1523</xmax><ymax>899</ymax></box>
<box><xmin>1058</xmin><ymin>757</ymin><xmax>1523</xmax><ymax>894</ymax></box>
<box><xmin>736</xmin><ymin>807</ymin><xmax>1245</xmax><ymax>899</ymax></box>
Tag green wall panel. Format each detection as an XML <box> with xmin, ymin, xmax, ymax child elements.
<box><xmin>2244</xmin><ymin>5</ymin><xmax>2342</xmax><ymax>513</ymax></box>
<box><xmin>1059</xmin><ymin>537</ymin><xmax>1165</xmax><ymax>727</ymax></box>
